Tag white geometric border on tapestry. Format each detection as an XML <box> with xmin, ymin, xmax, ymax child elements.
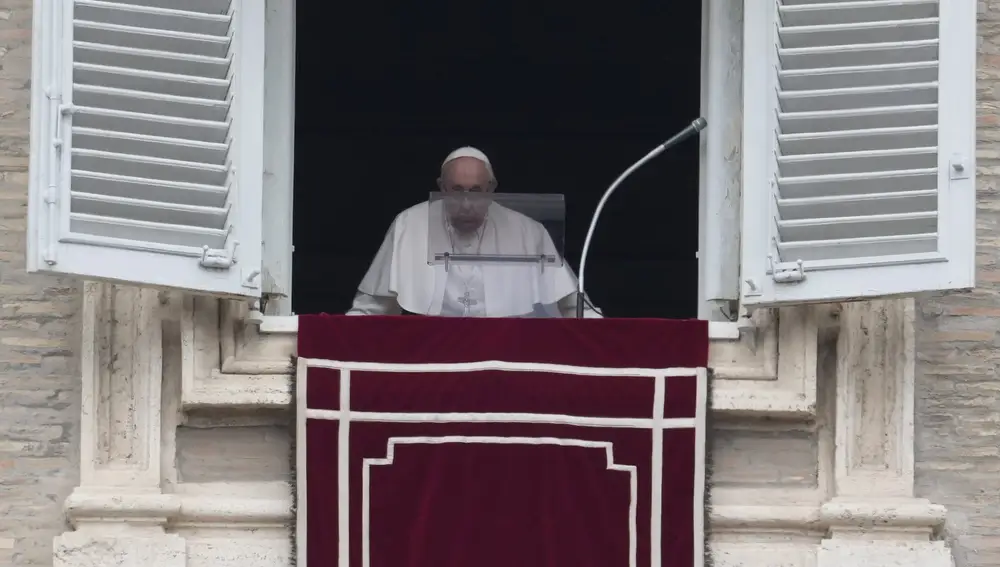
<box><xmin>363</xmin><ymin>437</ymin><xmax>639</xmax><ymax>567</ymax></box>
<box><xmin>295</xmin><ymin>357</ymin><xmax>708</xmax><ymax>567</ymax></box>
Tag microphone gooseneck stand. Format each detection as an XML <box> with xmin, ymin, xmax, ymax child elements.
<box><xmin>575</xmin><ymin>117</ymin><xmax>709</xmax><ymax>318</ymax></box>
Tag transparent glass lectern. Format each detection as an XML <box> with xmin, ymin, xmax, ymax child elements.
<box><xmin>427</xmin><ymin>191</ymin><xmax>565</xmax><ymax>271</ymax></box>
<box><xmin>426</xmin><ymin>192</ymin><xmax>568</xmax><ymax>318</ymax></box>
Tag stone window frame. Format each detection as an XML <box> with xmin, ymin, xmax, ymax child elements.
<box><xmin>257</xmin><ymin>0</ymin><xmax>745</xmax><ymax>323</ymax></box>
<box><xmin>185</xmin><ymin>0</ymin><xmax>817</xmax><ymax>420</ymax></box>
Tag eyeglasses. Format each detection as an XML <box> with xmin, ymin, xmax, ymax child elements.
<box><xmin>441</xmin><ymin>185</ymin><xmax>489</xmax><ymax>194</ymax></box>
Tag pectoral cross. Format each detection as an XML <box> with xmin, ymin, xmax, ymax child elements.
<box><xmin>457</xmin><ymin>291</ymin><xmax>478</xmax><ymax>315</ymax></box>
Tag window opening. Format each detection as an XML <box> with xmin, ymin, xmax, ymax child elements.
<box><xmin>292</xmin><ymin>1</ymin><xmax>702</xmax><ymax>318</ymax></box>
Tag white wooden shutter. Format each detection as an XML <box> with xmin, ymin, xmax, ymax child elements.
<box><xmin>740</xmin><ymin>0</ymin><xmax>976</xmax><ymax>306</ymax></box>
<box><xmin>27</xmin><ymin>0</ymin><xmax>265</xmax><ymax>297</ymax></box>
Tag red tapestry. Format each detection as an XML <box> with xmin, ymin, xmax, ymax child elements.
<box><xmin>296</xmin><ymin>315</ymin><xmax>709</xmax><ymax>567</ymax></box>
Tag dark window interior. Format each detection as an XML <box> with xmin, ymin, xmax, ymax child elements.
<box><xmin>293</xmin><ymin>1</ymin><xmax>702</xmax><ymax>318</ymax></box>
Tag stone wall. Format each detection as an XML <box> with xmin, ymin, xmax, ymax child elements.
<box><xmin>175</xmin><ymin>425</ymin><xmax>290</xmax><ymax>484</ymax></box>
<box><xmin>914</xmin><ymin>4</ymin><xmax>1000</xmax><ymax>567</ymax></box>
<box><xmin>0</xmin><ymin>1</ymin><xmax>82</xmax><ymax>565</ymax></box>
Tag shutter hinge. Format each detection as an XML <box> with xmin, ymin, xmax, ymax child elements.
<box><xmin>199</xmin><ymin>241</ymin><xmax>239</xmax><ymax>269</ymax></box>
<box><xmin>768</xmin><ymin>255</ymin><xmax>806</xmax><ymax>284</ymax></box>
<box><xmin>42</xmin><ymin>184</ymin><xmax>58</xmax><ymax>265</ymax></box>
<box><xmin>41</xmin><ymin>90</ymin><xmax>70</xmax><ymax>266</ymax></box>
<box><xmin>53</xmin><ymin>104</ymin><xmax>76</xmax><ymax>148</ymax></box>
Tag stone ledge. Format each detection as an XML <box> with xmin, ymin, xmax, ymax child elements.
<box><xmin>254</xmin><ymin>314</ymin><xmax>744</xmax><ymax>339</ymax></box>
<box><xmin>182</xmin><ymin>375</ymin><xmax>291</xmax><ymax>410</ymax></box>
<box><xmin>173</xmin><ymin>482</ymin><xmax>291</xmax><ymax>527</ymax></box>
<box><xmin>820</xmin><ymin>498</ymin><xmax>947</xmax><ymax>531</ymax></box>
<box><xmin>711</xmin><ymin>499</ymin><xmax>947</xmax><ymax>534</ymax></box>
<box><xmin>710</xmin><ymin>391</ymin><xmax>815</xmax><ymax>418</ymax></box>
<box><xmin>64</xmin><ymin>486</ymin><xmax>944</xmax><ymax>536</ymax></box>
<box><xmin>711</xmin><ymin>505</ymin><xmax>823</xmax><ymax>532</ymax></box>
<box><xmin>63</xmin><ymin>483</ymin><xmax>292</xmax><ymax>528</ymax></box>
<box><xmin>179</xmin><ymin>297</ymin><xmax>819</xmax><ymax>418</ymax></box>
<box><xmin>64</xmin><ymin>489</ymin><xmax>180</xmax><ymax>526</ymax></box>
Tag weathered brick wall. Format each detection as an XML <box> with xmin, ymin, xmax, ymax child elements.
<box><xmin>0</xmin><ymin>1</ymin><xmax>82</xmax><ymax>565</ymax></box>
<box><xmin>914</xmin><ymin>4</ymin><xmax>1000</xmax><ymax>567</ymax></box>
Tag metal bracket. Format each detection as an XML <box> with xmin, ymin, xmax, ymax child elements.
<box><xmin>769</xmin><ymin>255</ymin><xmax>806</xmax><ymax>284</ymax></box>
<box><xmin>54</xmin><ymin>104</ymin><xmax>76</xmax><ymax>148</ymax></box>
<box><xmin>242</xmin><ymin>269</ymin><xmax>261</xmax><ymax>289</ymax></box>
<box><xmin>245</xmin><ymin>290</ymin><xmax>284</xmax><ymax>322</ymax></box>
<box><xmin>950</xmin><ymin>154</ymin><xmax>970</xmax><ymax>180</ymax></box>
<box><xmin>41</xmin><ymin>90</ymin><xmax>70</xmax><ymax>267</ymax></box>
<box><xmin>199</xmin><ymin>240</ymin><xmax>239</xmax><ymax>270</ymax></box>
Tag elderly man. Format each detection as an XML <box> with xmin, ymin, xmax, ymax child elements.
<box><xmin>347</xmin><ymin>147</ymin><xmax>601</xmax><ymax>318</ymax></box>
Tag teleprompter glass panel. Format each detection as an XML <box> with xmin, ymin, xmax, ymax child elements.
<box><xmin>427</xmin><ymin>192</ymin><xmax>565</xmax><ymax>269</ymax></box>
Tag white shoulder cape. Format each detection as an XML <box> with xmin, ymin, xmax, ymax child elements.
<box><xmin>357</xmin><ymin>200</ymin><xmax>579</xmax><ymax>317</ymax></box>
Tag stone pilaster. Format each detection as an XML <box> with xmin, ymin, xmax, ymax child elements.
<box><xmin>818</xmin><ymin>299</ymin><xmax>950</xmax><ymax>567</ymax></box>
<box><xmin>53</xmin><ymin>283</ymin><xmax>184</xmax><ymax>567</ymax></box>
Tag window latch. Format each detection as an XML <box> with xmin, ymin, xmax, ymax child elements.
<box><xmin>199</xmin><ymin>241</ymin><xmax>239</xmax><ymax>270</ymax></box>
<box><xmin>768</xmin><ymin>255</ymin><xmax>806</xmax><ymax>284</ymax></box>
<box><xmin>950</xmin><ymin>154</ymin><xmax>970</xmax><ymax>180</ymax></box>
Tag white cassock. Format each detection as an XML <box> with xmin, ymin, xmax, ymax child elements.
<box><xmin>348</xmin><ymin>199</ymin><xmax>602</xmax><ymax>318</ymax></box>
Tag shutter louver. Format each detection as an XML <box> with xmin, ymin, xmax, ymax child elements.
<box><xmin>740</xmin><ymin>0</ymin><xmax>976</xmax><ymax>306</ymax></box>
<box><xmin>27</xmin><ymin>0</ymin><xmax>265</xmax><ymax>297</ymax></box>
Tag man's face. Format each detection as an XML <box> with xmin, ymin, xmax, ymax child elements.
<box><xmin>438</xmin><ymin>157</ymin><xmax>494</xmax><ymax>233</ymax></box>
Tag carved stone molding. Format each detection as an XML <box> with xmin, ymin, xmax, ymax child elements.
<box><xmin>170</xmin><ymin>482</ymin><xmax>291</xmax><ymax>530</ymax></box>
<box><xmin>181</xmin><ymin>297</ymin><xmax>291</xmax><ymax>409</ymax></box>
<box><xmin>710</xmin><ymin>300</ymin><xmax>953</xmax><ymax>567</ymax></box>
<box><xmin>62</xmin><ymin>480</ymin><xmax>851</xmax><ymax>567</ymax></box>
<box><xmin>68</xmin><ymin>284</ymin><xmax>944</xmax><ymax>567</ymax></box>
<box><xmin>56</xmin><ymin>283</ymin><xmax>186</xmax><ymax>567</ymax></box>
<box><xmin>710</xmin><ymin>502</ymin><xmax>825</xmax><ymax>567</ymax></box>
<box><xmin>710</xmin><ymin>307</ymin><xmax>818</xmax><ymax>418</ymax></box>
<box><xmin>78</xmin><ymin>282</ymin><xmax>165</xmax><ymax>488</ymax></box>
<box><xmin>817</xmin><ymin>299</ymin><xmax>951</xmax><ymax>567</ymax></box>
<box><xmin>180</xmin><ymin>299</ymin><xmax>821</xmax><ymax>419</ymax></box>
<box><xmin>57</xmin><ymin>482</ymin><xmax>290</xmax><ymax>567</ymax></box>
<box><xmin>834</xmin><ymin>300</ymin><xmax>919</xmax><ymax>499</ymax></box>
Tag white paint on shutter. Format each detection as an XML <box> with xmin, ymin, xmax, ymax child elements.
<box><xmin>28</xmin><ymin>0</ymin><xmax>264</xmax><ymax>297</ymax></box>
<box><xmin>741</xmin><ymin>0</ymin><xmax>976</xmax><ymax>306</ymax></box>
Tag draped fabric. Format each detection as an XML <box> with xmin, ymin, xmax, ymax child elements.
<box><xmin>355</xmin><ymin>200</ymin><xmax>578</xmax><ymax>316</ymax></box>
<box><xmin>297</xmin><ymin>315</ymin><xmax>709</xmax><ymax>567</ymax></box>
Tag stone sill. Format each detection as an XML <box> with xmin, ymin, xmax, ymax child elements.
<box><xmin>181</xmin><ymin>302</ymin><xmax>817</xmax><ymax>419</ymax></box>
<box><xmin>253</xmin><ymin>314</ymin><xmax>744</xmax><ymax>340</ymax></box>
<box><xmin>65</xmin><ymin>482</ymin><xmax>944</xmax><ymax>535</ymax></box>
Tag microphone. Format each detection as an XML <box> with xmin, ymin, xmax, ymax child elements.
<box><xmin>575</xmin><ymin>117</ymin><xmax>708</xmax><ymax>319</ymax></box>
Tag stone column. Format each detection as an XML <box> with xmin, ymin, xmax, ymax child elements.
<box><xmin>53</xmin><ymin>283</ymin><xmax>184</xmax><ymax>567</ymax></box>
<box><xmin>818</xmin><ymin>299</ymin><xmax>951</xmax><ymax>566</ymax></box>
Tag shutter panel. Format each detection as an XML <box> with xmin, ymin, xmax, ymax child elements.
<box><xmin>27</xmin><ymin>0</ymin><xmax>265</xmax><ymax>298</ymax></box>
<box><xmin>740</xmin><ymin>0</ymin><xmax>975</xmax><ymax>306</ymax></box>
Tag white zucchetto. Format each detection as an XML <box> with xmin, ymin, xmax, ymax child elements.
<box><xmin>441</xmin><ymin>146</ymin><xmax>495</xmax><ymax>180</ymax></box>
